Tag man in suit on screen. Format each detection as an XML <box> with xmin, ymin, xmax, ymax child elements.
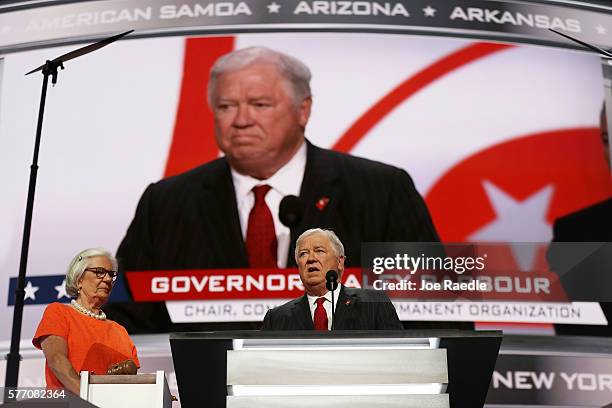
<box><xmin>549</xmin><ymin>104</ymin><xmax>612</xmax><ymax>336</ymax></box>
<box><xmin>551</xmin><ymin>105</ymin><xmax>611</xmax><ymax>243</ymax></box>
<box><xmin>111</xmin><ymin>46</ymin><xmax>438</xmax><ymax>333</ymax></box>
<box><xmin>261</xmin><ymin>228</ymin><xmax>402</xmax><ymax>330</ymax></box>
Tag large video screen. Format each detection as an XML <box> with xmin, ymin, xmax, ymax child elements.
<box><xmin>1</xmin><ymin>32</ymin><xmax>610</xmax><ymax>340</ymax></box>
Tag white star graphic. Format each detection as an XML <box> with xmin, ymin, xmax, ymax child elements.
<box><xmin>54</xmin><ymin>279</ymin><xmax>68</xmax><ymax>299</ymax></box>
<box><xmin>468</xmin><ymin>181</ymin><xmax>554</xmax><ymax>271</ymax></box>
<box><xmin>423</xmin><ymin>6</ymin><xmax>436</xmax><ymax>17</ymax></box>
<box><xmin>267</xmin><ymin>2</ymin><xmax>281</xmax><ymax>13</ymax></box>
<box><xmin>596</xmin><ymin>25</ymin><xmax>607</xmax><ymax>35</ymax></box>
<box><xmin>24</xmin><ymin>281</ymin><xmax>39</xmax><ymax>301</ymax></box>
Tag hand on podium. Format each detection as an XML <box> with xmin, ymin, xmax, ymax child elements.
<box><xmin>106</xmin><ymin>359</ymin><xmax>138</xmax><ymax>375</ymax></box>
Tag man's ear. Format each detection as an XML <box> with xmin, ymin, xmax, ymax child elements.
<box><xmin>298</xmin><ymin>97</ymin><xmax>312</xmax><ymax>128</ymax></box>
<box><xmin>337</xmin><ymin>255</ymin><xmax>345</xmax><ymax>276</ymax></box>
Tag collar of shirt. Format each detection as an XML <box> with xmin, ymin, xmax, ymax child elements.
<box><xmin>231</xmin><ymin>141</ymin><xmax>307</xmax><ymax>267</ymax></box>
<box><xmin>307</xmin><ymin>284</ymin><xmax>342</xmax><ymax>330</ymax></box>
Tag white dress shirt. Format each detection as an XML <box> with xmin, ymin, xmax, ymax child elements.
<box><xmin>231</xmin><ymin>142</ymin><xmax>307</xmax><ymax>268</ymax></box>
<box><xmin>306</xmin><ymin>284</ymin><xmax>342</xmax><ymax>330</ymax></box>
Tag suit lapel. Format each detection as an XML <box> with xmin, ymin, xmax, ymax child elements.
<box><xmin>333</xmin><ymin>286</ymin><xmax>358</xmax><ymax>330</ymax></box>
<box><xmin>291</xmin><ymin>295</ymin><xmax>314</xmax><ymax>330</ymax></box>
<box><xmin>197</xmin><ymin>159</ymin><xmax>248</xmax><ymax>267</ymax></box>
<box><xmin>287</xmin><ymin>141</ymin><xmax>341</xmax><ymax>267</ymax></box>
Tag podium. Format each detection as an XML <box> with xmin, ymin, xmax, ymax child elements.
<box><xmin>79</xmin><ymin>370</ymin><xmax>172</xmax><ymax>408</ymax></box>
<box><xmin>170</xmin><ymin>330</ymin><xmax>502</xmax><ymax>408</ymax></box>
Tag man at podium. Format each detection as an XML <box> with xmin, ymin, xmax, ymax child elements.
<box><xmin>262</xmin><ymin>228</ymin><xmax>402</xmax><ymax>330</ymax></box>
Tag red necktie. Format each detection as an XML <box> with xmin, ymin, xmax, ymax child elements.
<box><xmin>246</xmin><ymin>185</ymin><xmax>278</xmax><ymax>268</ymax></box>
<box><xmin>314</xmin><ymin>297</ymin><xmax>328</xmax><ymax>331</ymax></box>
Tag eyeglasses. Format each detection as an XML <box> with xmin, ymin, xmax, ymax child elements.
<box><xmin>85</xmin><ymin>267</ymin><xmax>118</xmax><ymax>281</ymax></box>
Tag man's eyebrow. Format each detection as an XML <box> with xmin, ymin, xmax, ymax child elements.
<box><xmin>249</xmin><ymin>96</ymin><xmax>274</xmax><ymax>101</ymax></box>
<box><xmin>215</xmin><ymin>97</ymin><xmax>235</xmax><ymax>103</ymax></box>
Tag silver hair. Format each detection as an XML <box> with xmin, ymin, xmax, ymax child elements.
<box><xmin>65</xmin><ymin>248</ymin><xmax>117</xmax><ymax>299</ymax></box>
<box><xmin>294</xmin><ymin>228</ymin><xmax>345</xmax><ymax>262</ymax></box>
<box><xmin>207</xmin><ymin>46</ymin><xmax>312</xmax><ymax>107</ymax></box>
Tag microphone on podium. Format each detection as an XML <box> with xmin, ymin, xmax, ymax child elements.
<box><xmin>326</xmin><ymin>270</ymin><xmax>339</xmax><ymax>330</ymax></box>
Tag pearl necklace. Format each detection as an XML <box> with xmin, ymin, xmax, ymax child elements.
<box><xmin>71</xmin><ymin>300</ymin><xmax>106</xmax><ymax>320</ymax></box>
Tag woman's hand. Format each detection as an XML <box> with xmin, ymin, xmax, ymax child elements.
<box><xmin>40</xmin><ymin>335</ymin><xmax>80</xmax><ymax>395</ymax></box>
<box><xmin>106</xmin><ymin>359</ymin><xmax>138</xmax><ymax>375</ymax></box>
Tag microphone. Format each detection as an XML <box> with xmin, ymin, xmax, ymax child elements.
<box><xmin>326</xmin><ymin>270</ymin><xmax>339</xmax><ymax>330</ymax></box>
<box><xmin>279</xmin><ymin>195</ymin><xmax>304</xmax><ymax>228</ymax></box>
<box><xmin>325</xmin><ymin>270</ymin><xmax>339</xmax><ymax>291</ymax></box>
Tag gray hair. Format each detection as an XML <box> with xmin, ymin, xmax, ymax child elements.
<box><xmin>294</xmin><ymin>228</ymin><xmax>345</xmax><ymax>262</ymax></box>
<box><xmin>207</xmin><ymin>46</ymin><xmax>312</xmax><ymax>107</ymax></box>
<box><xmin>65</xmin><ymin>248</ymin><xmax>117</xmax><ymax>298</ymax></box>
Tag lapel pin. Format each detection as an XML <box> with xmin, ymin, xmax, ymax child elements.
<box><xmin>345</xmin><ymin>299</ymin><xmax>352</xmax><ymax>306</ymax></box>
<box><xmin>315</xmin><ymin>197</ymin><xmax>330</xmax><ymax>211</ymax></box>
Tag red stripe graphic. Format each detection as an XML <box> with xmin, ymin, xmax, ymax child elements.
<box><xmin>164</xmin><ymin>36</ymin><xmax>234</xmax><ymax>178</ymax></box>
<box><xmin>333</xmin><ymin>42</ymin><xmax>513</xmax><ymax>153</ymax></box>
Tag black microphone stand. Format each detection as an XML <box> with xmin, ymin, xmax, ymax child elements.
<box><xmin>325</xmin><ymin>271</ymin><xmax>338</xmax><ymax>330</ymax></box>
<box><xmin>331</xmin><ymin>285</ymin><xmax>335</xmax><ymax>331</ymax></box>
<box><xmin>4</xmin><ymin>30</ymin><xmax>133</xmax><ymax>397</ymax></box>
